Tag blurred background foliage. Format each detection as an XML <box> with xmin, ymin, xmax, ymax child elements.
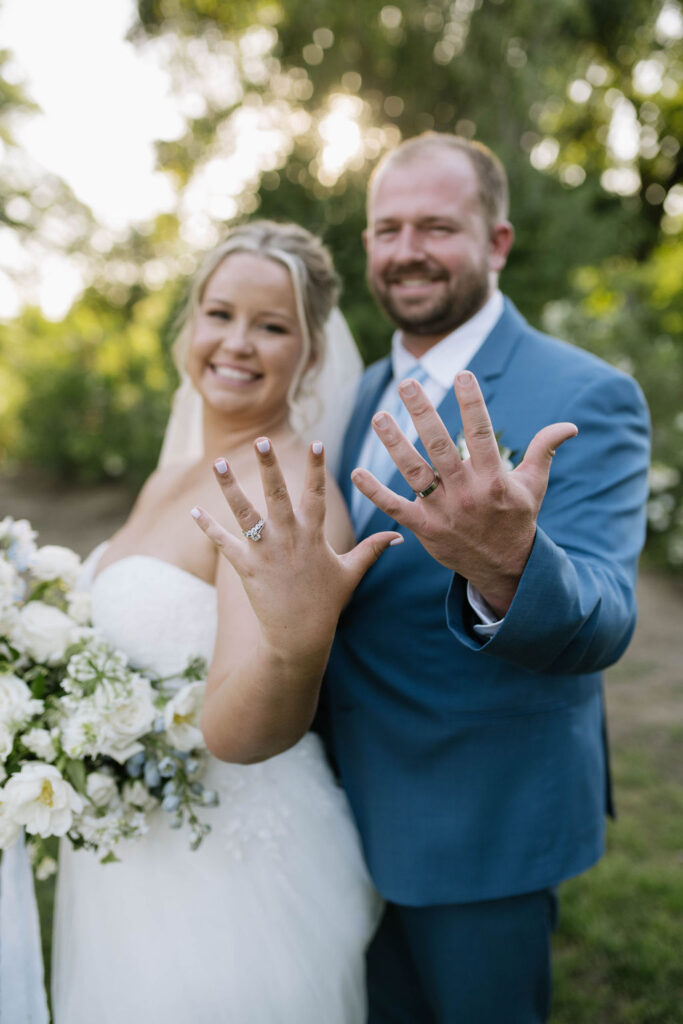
<box><xmin>0</xmin><ymin>0</ymin><xmax>681</xmax><ymax>570</ymax></box>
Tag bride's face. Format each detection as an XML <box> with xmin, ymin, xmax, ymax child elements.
<box><xmin>187</xmin><ymin>252</ymin><xmax>305</xmax><ymax>425</ymax></box>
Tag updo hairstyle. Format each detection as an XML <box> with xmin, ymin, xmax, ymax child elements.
<box><xmin>173</xmin><ymin>221</ymin><xmax>341</xmax><ymax>418</ymax></box>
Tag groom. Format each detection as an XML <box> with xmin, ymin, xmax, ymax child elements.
<box><xmin>321</xmin><ymin>134</ymin><xmax>651</xmax><ymax>1022</ymax></box>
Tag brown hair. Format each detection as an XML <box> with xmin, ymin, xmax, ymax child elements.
<box><xmin>368</xmin><ymin>133</ymin><xmax>509</xmax><ymax>231</ymax></box>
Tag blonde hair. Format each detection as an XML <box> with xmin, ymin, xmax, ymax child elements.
<box><xmin>173</xmin><ymin>220</ymin><xmax>340</xmax><ymax>418</ymax></box>
<box><xmin>368</xmin><ymin>132</ymin><xmax>509</xmax><ymax>232</ymax></box>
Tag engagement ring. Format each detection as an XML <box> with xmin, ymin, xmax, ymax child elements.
<box><xmin>242</xmin><ymin>518</ymin><xmax>266</xmax><ymax>542</ymax></box>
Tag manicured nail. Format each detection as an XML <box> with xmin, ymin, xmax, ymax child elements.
<box><xmin>256</xmin><ymin>438</ymin><xmax>271</xmax><ymax>454</ymax></box>
<box><xmin>374</xmin><ymin>412</ymin><xmax>389</xmax><ymax>429</ymax></box>
<box><xmin>456</xmin><ymin>371</ymin><xmax>474</xmax><ymax>386</ymax></box>
<box><xmin>312</xmin><ymin>441</ymin><xmax>323</xmax><ymax>455</ymax></box>
<box><xmin>190</xmin><ymin>506</ymin><xmax>202</xmax><ymax>520</ymax></box>
<box><xmin>389</xmin><ymin>536</ymin><xmax>404</xmax><ymax>546</ymax></box>
<box><xmin>214</xmin><ymin>458</ymin><xmax>228</xmax><ymax>475</ymax></box>
<box><xmin>399</xmin><ymin>380</ymin><xmax>417</xmax><ymax>397</ymax></box>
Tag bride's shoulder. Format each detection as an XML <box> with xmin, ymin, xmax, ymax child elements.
<box><xmin>131</xmin><ymin>460</ymin><xmax>203</xmax><ymax>512</ymax></box>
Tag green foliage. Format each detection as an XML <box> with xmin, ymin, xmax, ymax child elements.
<box><xmin>0</xmin><ymin>287</ymin><xmax>180</xmax><ymax>487</ymax></box>
<box><xmin>543</xmin><ymin>238</ymin><xmax>683</xmax><ymax>573</ymax></box>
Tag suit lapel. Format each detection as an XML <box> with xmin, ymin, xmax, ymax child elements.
<box><xmin>360</xmin><ymin>299</ymin><xmax>528</xmax><ymax>537</ymax></box>
<box><xmin>338</xmin><ymin>358</ymin><xmax>393</xmax><ymax>506</ymax></box>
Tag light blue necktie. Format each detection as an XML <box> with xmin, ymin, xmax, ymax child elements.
<box><xmin>351</xmin><ymin>364</ymin><xmax>430</xmax><ymax>533</ymax></box>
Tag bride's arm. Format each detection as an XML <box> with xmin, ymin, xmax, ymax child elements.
<box><xmin>194</xmin><ymin>440</ymin><xmax>401</xmax><ymax>764</ymax></box>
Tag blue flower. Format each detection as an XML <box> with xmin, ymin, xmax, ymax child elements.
<box><xmin>143</xmin><ymin>759</ymin><xmax>161</xmax><ymax>789</ymax></box>
<box><xmin>125</xmin><ymin>751</ymin><xmax>146</xmax><ymax>778</ymax></box>
<box><xmin>158</xmin><ymin>756</ymin><xmax>176</xmax><ymax>778</ymax></box>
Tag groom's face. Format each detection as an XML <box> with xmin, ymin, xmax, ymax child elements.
<box><xmin>364</xmin><ymin>149</ymin><xmax>509</xmax><ymax>351</ymax></box>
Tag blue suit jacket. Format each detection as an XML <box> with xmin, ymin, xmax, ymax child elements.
<box><xmin>322</xmin><ymin>299</ymin><xmax>650</xmax><ymax>906</ymax></box>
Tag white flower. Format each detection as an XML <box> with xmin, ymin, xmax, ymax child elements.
<box><xmin>86</xmin><ymin>771</ymin><xmax>118</xmax><ymax>809</ymax></box>
<box><xmin>35</xmin><ymin>855</ymin><xmax>58</xmax><ymax>881</ymax></box>
<box><xmin>122</xmin><ymin>779</ymin><xmax>158</xmax><ymax>812</ymax></box>
<box><xmin>12</xmin><ymin>602</ymin><xmax>77</xmax><ymax>664</ymax></box>
<box><xmin>29</xmin><ymin>545</ymin><xmax>82</xmax><ymax>589</ymax></box>
<box><xmin>22</xmin><ymin>728</ymin><xmax>58</xmax><ymax>762</ymax></box>
<box><xmin>0</xmin><ymin>558</ymin><xmax>19</xmax><ymax>599</ymax></box>
<box><xmin>2</xmin><ymin>762</ymin><xmax>83</xmax><ymax>838</ymax></box>
<box><xmin>95</xmin><ymin>676</ymin><xmax>157</xmax><ymax>764</ymax></box>
<box><xmin>59</xmin><ymin>704</ymin><xmax>103</xmax><ymax>759</ymax></box>
<box><xmin>0</xmin><ymin>722</ymin><xmax>14</xmax><ymax>762</ymax></box>
<box><xmin>66</xmin><ymin>590</ymin><xmax>92</xmax><ymax>625</ymax></box>
<box><xmin>0</xmin><ymin>518</ymin><xmax>37</xmax><ymax>571</ymax></box>
<box><xmin>0</xmin><ymin>594</ymin><xmax>19</xmax><ymax>637</ymax></box>
<box><xmin>163</xmin><ymin>682</ymin><xmax>205</xmax><ymax>752</ymax></box>
<box><xmin>0</xmin><ymin>792</ymin><xmax>21</xmax><ymax>849</ymax></box>
<box><xmin>0</xmin><ymin>672</ymin><xmax>44</xmax><ymax>731</ymax></box>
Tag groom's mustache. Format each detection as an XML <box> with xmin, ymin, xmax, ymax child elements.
<box><xmin>383</xmin><ymin>263</ymin><xmax>448</xmax><ymax>283</ymax></box>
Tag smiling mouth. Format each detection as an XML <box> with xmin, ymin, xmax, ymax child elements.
<box><xmin>210</xmin><ymin>364</ymin><xmax>262</xmax><ymax>383</ymax></box>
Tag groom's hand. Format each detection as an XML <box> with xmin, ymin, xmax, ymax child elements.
<box><xmin>351</xmin><ymin>370</ymin><xmax>577</xmax><ymax>617</ymax></box>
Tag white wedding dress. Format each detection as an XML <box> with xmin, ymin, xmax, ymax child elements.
<box><xmin>51</xmin><ymin>550</ymin><xmax>382</xmax><ymax>1023</ymax></box>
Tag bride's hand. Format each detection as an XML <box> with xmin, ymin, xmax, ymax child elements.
<box><xmin>191</xmin><ymin>438</ymin><xmax>402</xmax><ymax>665</ymax></box>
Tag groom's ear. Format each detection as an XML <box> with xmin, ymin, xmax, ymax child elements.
<box><xmin>489</xmin><ymin>221</ymin><xmax>514</xmax><ymax>272</ymax></box>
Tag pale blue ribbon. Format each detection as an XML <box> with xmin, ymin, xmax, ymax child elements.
<box><xmin>0</xmin><ymin>831</ymin><xmax>50</xmax><ymax>1023</ymax></box>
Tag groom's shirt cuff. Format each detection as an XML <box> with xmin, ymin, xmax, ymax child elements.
<box><xmin>466</xmin><ymin>582</ymin><xmax>504</xmax><ymax>637</ymax></box>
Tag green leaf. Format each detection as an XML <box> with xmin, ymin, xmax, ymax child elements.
<box><xmin>64</xmin><ymin>758</ymin><xmax>87</xmax><ymax>794</ymax></box>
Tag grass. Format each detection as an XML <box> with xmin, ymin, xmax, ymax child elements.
<box><xmin>551</xmin><ymin>736</ymin><xmax>683</xmax><ymax>1023</ymax></box>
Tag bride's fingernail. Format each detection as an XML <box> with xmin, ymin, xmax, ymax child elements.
<box><xmin>190</xmin><ymin>507</ymin><xmax>202</xmax><ymax>520</ymax></box>
<box><xmin>312</xmin><ymin>441</ymin><xmax>323</xmax><ymax>455</ymax></box>
<box><xmin>389</xmin><ymin>536</ymin><xmax>404</xmax><ymax>546</ymax></box>
<box><xmin>214</xmin><ymin>458</ymin><xmax>228</xmax><ymax>475</ymax></box>
<box><xmin>256</xmin><ymin>438</ymin><xmax>271</xmax><ymax>454</ymax></box>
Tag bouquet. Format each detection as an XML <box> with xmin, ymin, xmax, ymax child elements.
<box><xmin>0</xmin><ymin>516</ymin><xmax>218</xmax><ymax>876</ymax></box>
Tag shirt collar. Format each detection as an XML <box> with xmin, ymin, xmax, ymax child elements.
<box><xmin>391</xmin><ymin>289</ymin><xmax>504</xmax><ymax>388</ymax></box>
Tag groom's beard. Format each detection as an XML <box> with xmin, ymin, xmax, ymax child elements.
<box><xmin>368</xmin><ymin>260</ymin><xmax>490</xmax><ymax>337</ymax></box>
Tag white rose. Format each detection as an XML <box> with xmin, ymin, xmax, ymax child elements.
<box><xmin>86</xmin><ymin>771</ymin><xmax>118</xmax><ymax>809</ymax></box>
<box><xmin>13</xmin><ymin>602</ymin><xmax>76</xmax><ymax>664</ymax></box>
<box><xmin>122</xmin><ymin>779</ymin><xmax>158</xmax><ymax>812</ymax></box>
<box><xmin>22</xmin><ymin>728</ymin><xmax>57</xmax><ymax>762</ymax></box>
<box><xmin>29</xmin><ymin>545</ymin><xmax>82</xmax><ymax>589</ymax></box>
<box><xmin>0</xmin><ymin>672</ymin><xmax>44</xmax><ymax>731</ymax></box>
<box><xmin>0</xmin><ymin>792</ymin><xmax>21</xmax><ymax>849</ymax></box>
<box><xmin>95</xmin><ymin>676</ymin><xmax>157</xmax><ymax>764</ymax></box>
<box><xmin>2</xmin><ymin>762</ymin><xmax>83</xmax><ymax>838</ymax></box>
<box><xmin>67</xmin><ymin>590</ymin><xmax>92</xmax><ymax>625</ymax></box>
<box><xmin>163</xmin><ymin>682</ymin><xmax>205</xmax><ymax>752</ymax></box>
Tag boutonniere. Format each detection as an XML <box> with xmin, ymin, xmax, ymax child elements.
<box><xmin>455</xmin><ymin>430</ymin><xmax>517</xmax><ymax>471</ymax></box>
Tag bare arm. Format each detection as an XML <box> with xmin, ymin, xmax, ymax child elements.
<box><xmin>193</xmin><ymin>439</ymin><xmax>401</xmax><ymax>764</ymax></box>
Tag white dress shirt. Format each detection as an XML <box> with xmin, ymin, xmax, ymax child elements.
<box><xmin>355</xmin><ymin>289</ymin><xmax>505</xmax><ymax>634</ymax></box>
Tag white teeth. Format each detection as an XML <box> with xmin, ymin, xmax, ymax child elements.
<box><xmin>212</xmin><ymin>365</ymin><xmax>258</xmax><ymax>382</ymax></box>
<box><xmin>395</xmin><ymin>278</ymin><xmax>434</xmax><ymax>286</ymax></box>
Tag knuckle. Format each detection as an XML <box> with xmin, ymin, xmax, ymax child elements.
<box><xmin>405</xmin><ymin>463</ymin><xmax>426</xmax><ymax>484</ymax></box>
<box><xmin>428</xmin><ymin>435</ymin><xmax>451</xmax><ymax>458</ymax></box>
<box><xmin>235</xmin><ymin>503</ymin><xmax>255</xmax><ymax>523</ymax></box>
<box><xmin>268</xmin><ymin>483</ymin><xmax>290</xmax><ymax>505</ymax></box>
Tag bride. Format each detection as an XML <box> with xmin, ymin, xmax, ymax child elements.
<box><xmin>51</xmin><ymin>221</ymin><xmax>399</xmax><ymax>1023</ymax></box>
